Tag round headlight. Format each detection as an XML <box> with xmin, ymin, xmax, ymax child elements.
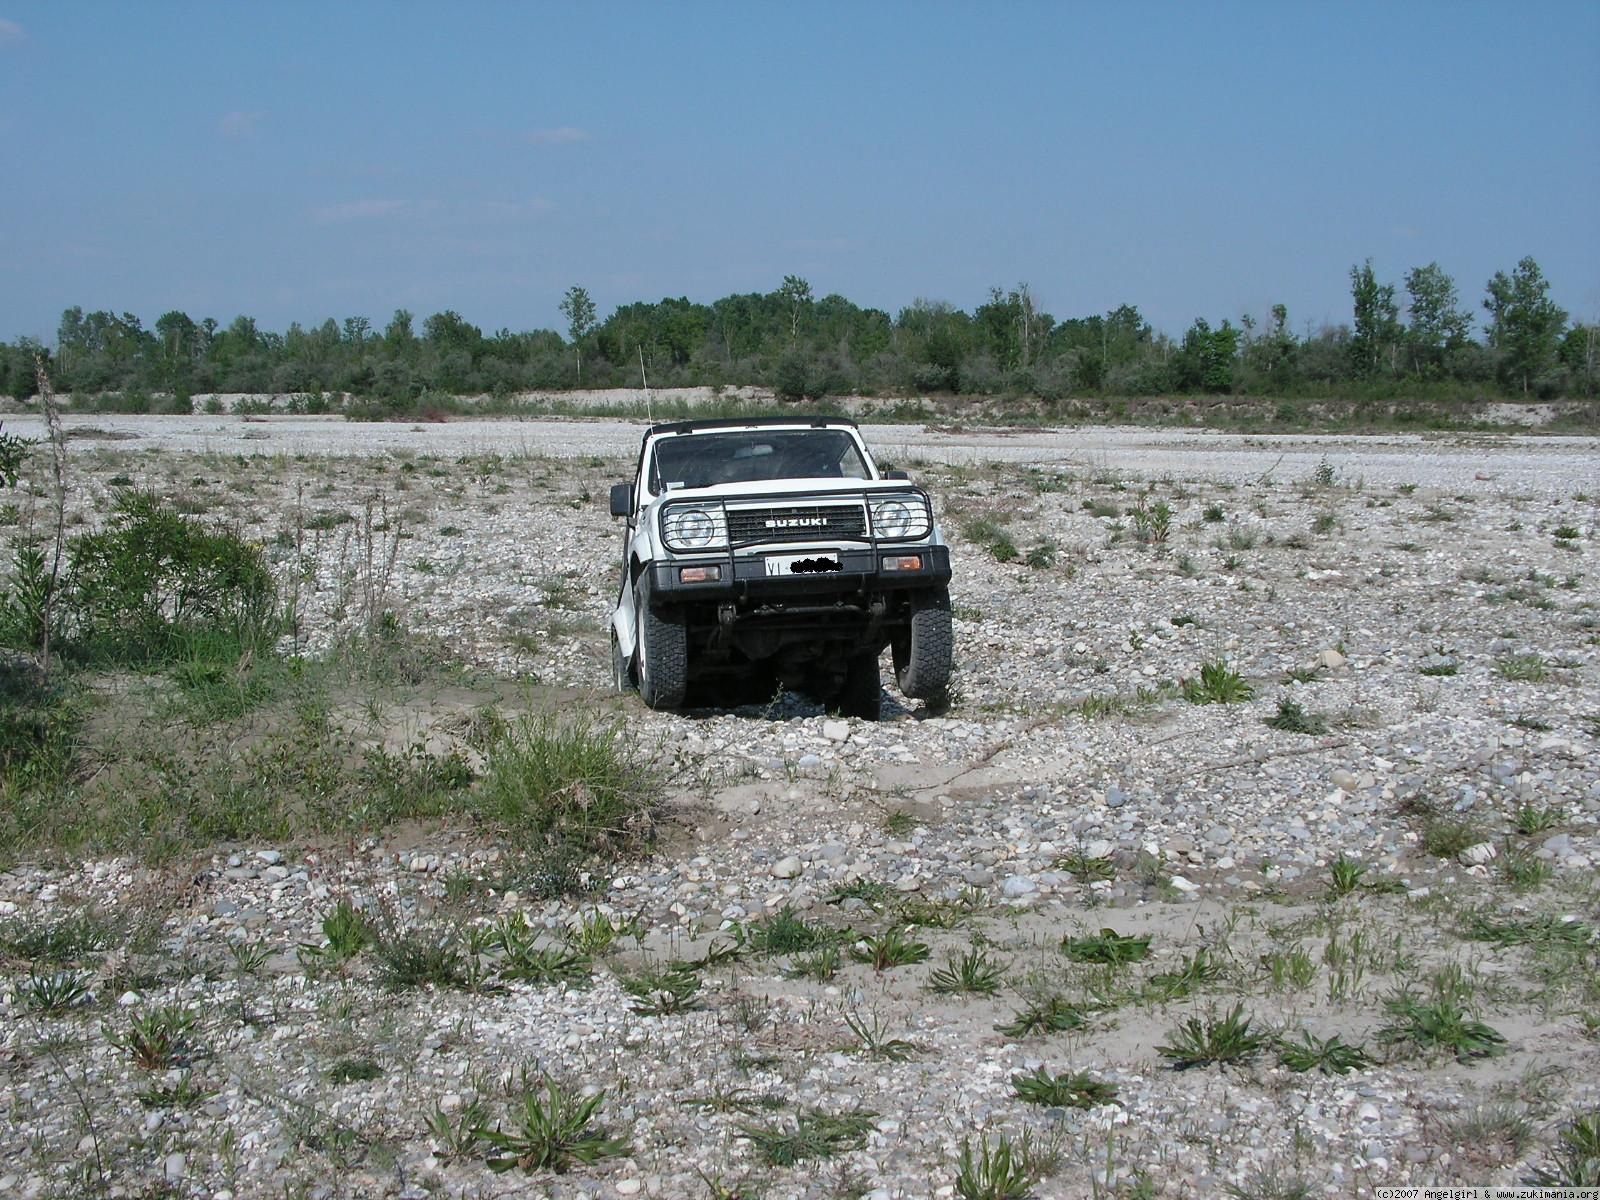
<box><xmin>676</xmin><ymin>508</ymin><xmax>716</xmax><ymax>548</ymax></box>
<box><xmin>873</xmin><ymin>500</ymin><xmax>912</xmax><ymax>538</ymax></box>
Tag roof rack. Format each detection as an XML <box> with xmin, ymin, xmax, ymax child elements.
<box><xmin>647</xmin><ymin>415</ymin><xmax>859</xmax><ymax>437</ymax></box>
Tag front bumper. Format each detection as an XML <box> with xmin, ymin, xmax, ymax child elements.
<box><xmin>647</xmin><ymin>544</ymin><xmax>951</xmax><ymax>603</ymax></box>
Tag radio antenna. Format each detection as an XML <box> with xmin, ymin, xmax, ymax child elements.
<box><xmin>638</xmin><ymin>346</ymin><xmax>654</xmax><ymax>425</ymax></box>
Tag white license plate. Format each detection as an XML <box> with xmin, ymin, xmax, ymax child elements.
<box><xmin>764</xmin><ymin>552</ymin><xmax>842</xmax><ymax>576</ymax></box>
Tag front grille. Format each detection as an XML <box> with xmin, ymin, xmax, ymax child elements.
<box><xmin>726</xmin><ymin>502</ymin><xmax>867</xmax><ymax>546</ymax></box>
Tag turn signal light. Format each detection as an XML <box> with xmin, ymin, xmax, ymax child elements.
<box><xmin>883</xmin><ymin>555</ymin><xmax>923</xmax><ymax>572</ymax></box>
<box><xmin>680</xmin><ymin>565</ymin><xmax>721</xmax><ymax>583</ymax></box>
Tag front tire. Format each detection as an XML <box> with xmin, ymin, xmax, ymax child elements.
<box><xmin>635</xmin><ymin>584</ymin><xmax>688</xmax><ymax>710</ymax></box>
<box><xmin>894</xmin><ymin>588</ymin><xmax>953</xmax><ymax>702</ymax></box>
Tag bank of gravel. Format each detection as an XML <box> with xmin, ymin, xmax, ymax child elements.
<box><xmin>1</xmin><ymin>417</ymin><xmax>1597</xmax><ymax>1198</ymax></box>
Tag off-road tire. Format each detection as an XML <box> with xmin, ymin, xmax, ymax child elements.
<box><xmin>635</xmin><ymin>583</ymin><xmax>688</xmax><ymax>710</ymax></box>
<box><xmin>830</xmin><ymin>651</ymin><xmax>883</xmax><ymax>721</ymax></box>
<box><xmin>894</xmin><ymin>588</ymin><xmax>953</xmax><ymax>702</ymax></box>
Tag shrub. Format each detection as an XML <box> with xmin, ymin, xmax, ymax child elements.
<box><xmin>0</xmin><ymin>422</ymin><xmax>29</xmax><ymax>489</ymax></box>
<box><xmin>0</xmin><ymin>667</ymin><xmax>76</xmax><ymax>793</ymax></box>
<box><xmin>476</xmin><ymin>713</ymin><xmax>659</xmax><ymax>858</ymax></box>
<box><xmin>61</xmin><ymin>490</ymin><xmax>277</xmax><ymax>665</ymax></box>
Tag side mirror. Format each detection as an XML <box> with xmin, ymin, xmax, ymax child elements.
<box><xmin>609</xmin><ymin>482</ymin><xmax>634</xmax><ymax>518</ymax></box>
<box><xmin>883</xmin><ymin>469</ymin><xmax>910</xmax><ymax>481</ymax></box>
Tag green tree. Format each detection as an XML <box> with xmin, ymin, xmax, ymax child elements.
<box><xmin>777</xmin><ymin>275</ymin><xmax>813</xmax><ymax>344</ymax></box>
<box><xmin>558</xmin><ymin>286</ymin><xmax>597</xmax><ymax>383</ymax></box>
<box><xmin>1484</xmin><ymin>257</ymin><xmax>1567</xmax><ymax>395</ymax></box>
<box><xmin>1349</xmin><ymin>259</ymin><xmax>1400</xmax><ymax>379</ymax></box>
<box><xmin>384</xmin><ymin>309</ymin><xmax>416</xmax><ymax>354</ymax></box>
<box><xmin>1559</xmin><ymin>321</ymin><xmax>1597</xmax><ymax>397</ymax></box>
<box><xmin>1403</xmin><ymin>263</ymin><xmax>1471</xmax><ymax>377</ymax></box>
<box><xmin>1176</xmin><ymin>318</ymin><xmax>1239</xmax><ymax>393</ymax></box>
<box><xmin>1242</xmin><ymin>304</ymin><xmax>1298</xmax><ymax>391</ymax></box>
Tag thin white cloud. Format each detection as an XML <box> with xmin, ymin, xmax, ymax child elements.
<box><xmin>312</xmin><ymin>198</ymin><xmax>407</xmax><ymax>223</ymax></box>
<box><xmin>0</xmin><ymin>18</ymin><xmax>24</xmax><ymax>47</ymax></box>
<box><xmin>521</xmin><ymin>126</ymin><xmax>589</xmax><ymax>146</ymax></box>
<box><xmin>218</xmin><ymin>110</ymin><xmax>261</xmax><ymax>139</ymax></box>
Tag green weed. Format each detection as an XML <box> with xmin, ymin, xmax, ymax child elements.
<box><xmin>480</xmin><ymin>1078</ymin><xmax>628</xmax><ymax>1173</ymax></box>
<box><xmin>1183</xmin><ymin>660</ymin><xmax>1253</xmax><ymax>705</ymax></box>
<box><xmin>740</xmin><ymin>1109</ymin><xmax>876</xmax><ymax>1167</ymax></box>
<box><xmin>19</xmin><ymin>968</ymin><xmax>94</xmax><ymax>1015</ymax></box>
<box><xmin>1057</xmin><ymin>849</ymin><xmax>1116</xmax><ymax>883</ymax></box>
<box><xmin>1157</xmin><ymin>1003</ymin><xmax>1267</xmax><ymax>1069</ymax></box>
<box><xmin>1144</xmin><ymin>949</ymin><xmax>1224</xmax><ymax>1001</ymax></box>
<box><xmin>1514</xmin><ymin>804</ymin><xmax>1563</xmax><ymax>835</ymax></box>
<box><xmin>954</xmin><ymin>1132</ymin><xmax>1038</xmax><ymax>1200</ymax></box>
<box><xmin>300</xmin><ymin>898</ymin><xmax>375</xmax><ymax>966</ymax></box>
<box><xmin>374</xmin><ymin>929</ymin><xmax>468</xmax><ymax>991</ymax></box>
<box><xmin>1275</xmin><ymin>1031</ymin><xmax>1372</xmax><ymax>1075</ymax></box>
<box><xmin>325</xmin><ymin>1056</ymin><xmax>384</xmax><ymax>1084</ymax></box>
<box><xmin>1460</xmin><ymin>911</ymin><xmax>1591</xmax><ymax>949</ymax></box>
<box><xmin>1061</xmin><ymin>928</ymin><xmax>1151</xmax><ymax>965</ymax></box>
<box><xmin>747</xmin><ymin>906</ymin><xmax>842</xmax><ymax>956</ymax></box>
<box><xmin>1497</xmin><ymin>654</ymin><xmax>1547</xmax><ymax>682</ymax></box>
<box><xmin>622</xmin><ymin>962</ymin><xmax>702</xmax><ymax>1015</ymax></box>
<box><xmin>1421</xmin><ymin>816</ymin><xmax>1483</xmax><ymax>860</ymax></box>
<box><xmin>1527</xmin><ymin>1108</ymin><xmax>1600</xmax><ymax>1186</ymax></box>
<box><xmin>1326</xmin><ymin>855</ymin><xmax>1366</xmax><ymax>897</ymax></box>
<box><xmin>996</xmin><ymin>994</ymin><xmax>1088</xmax><ymax>1038</ymax></box>
<box><xmin>112</xmin><ymin>1005</ymin><xmax>198</xmax><ymax>1069</ymax></box>
<box><xmin>928</xmin><ymin>948</ymin><xmax>1009</xmax><ymax>996</ymax></box>
<box><xmin>842</xmin><ymin>1009</ymin><xmax>917</xmax><ymax>1061</ymax></box>
<box><xmin>1264</xmin><ymin>697</ymin><xmax>1328</xmax><ymax>735</ymax></box>
<box><xmin>1378</xmin><ymin>984</ymin><xmax>1506</xmax><ymax>1062</ymax></box>
<box><xmin>850</xmin><ymin>928</ymin><xmax>931</xmax><ymax>971</ymax></box>
<box><xmin>785</xmin><ymin>946</ymin><xmax>841</xmax><ymax>982</ymax></box>
<box><xmin>1010</xmin><ymin>1065</ymin><xmax>1118</xmax><ymax>1108</ymax></box>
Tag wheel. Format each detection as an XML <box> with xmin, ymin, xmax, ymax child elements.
<box><xmin>830</xmin><ymin>650</ymin><xmax>883</xmax><ymax>721</ymax></box>
<box><xmin>610</xmin><ymin>629</ymin><xmax>633</xmax><ymax>693</ymax></box>
<box><xmin>634</xmin><ymin>583</ymin><xmax>688</xmax><ymax>710</ymax></box>
<box><xmin>893</xmin><ymin>588</ymin><xmax>953</xmax><ymax>702</ymax></box>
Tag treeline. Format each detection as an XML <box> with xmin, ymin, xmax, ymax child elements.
<box><xmin>1</xmin><ymin>257</ymin><xmax>1593</xmax><ymax>409</ymax></box>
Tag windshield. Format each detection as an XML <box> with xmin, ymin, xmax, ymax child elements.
<box><xmin>650</xmin><ymin>429</ymin><xmax>871</xmax><ymax>492</ymax></box>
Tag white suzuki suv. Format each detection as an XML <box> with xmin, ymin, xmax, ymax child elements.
<box><xmin>608</xmin><ymin>417</ymin><xmax>953</xmax><ymax>719</ymax></box>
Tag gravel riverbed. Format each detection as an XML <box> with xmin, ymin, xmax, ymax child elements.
<box><xmin>1</xmin><ymin>414</ymin><xmax>1597</xmax><ymax>1198</ymax></box>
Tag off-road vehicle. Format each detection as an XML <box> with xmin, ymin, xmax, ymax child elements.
<box><xmin>607</xmin><ymin>417</ymin><xmax>953</xmax><ymax>718</ymax></box>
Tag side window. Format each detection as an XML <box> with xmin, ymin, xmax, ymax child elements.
<box><xmin>840</xmin><ymin>442</ymin><xmax>870</xmax><ymax>479</ymax></box>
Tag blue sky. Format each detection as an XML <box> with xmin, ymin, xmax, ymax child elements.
<box><xmin>1</xmin><ymin>1</ymin><xmax>1596</xmax><ymax>343</ymax></box>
